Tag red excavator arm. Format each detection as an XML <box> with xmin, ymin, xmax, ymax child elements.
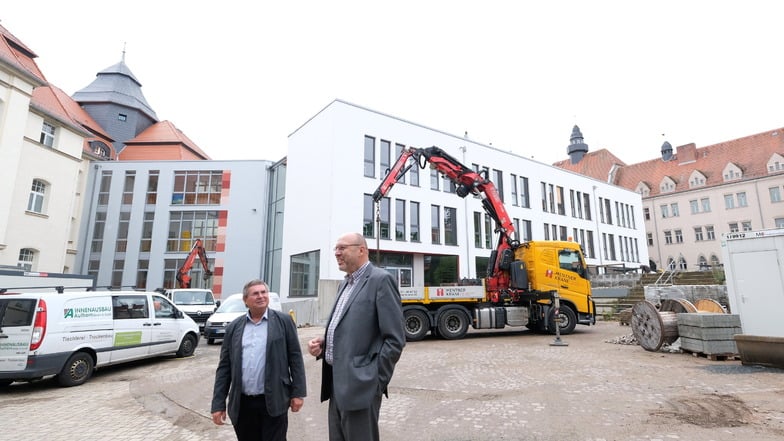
<box><xmin>176</xmin><ymin>239</ymin><xmax>213</xmax><ymax>288</ymax></box>
<box><xmin>373</xmin><ymin>146</ymin><xmax>519</xmax><ymax>301</ymax></box>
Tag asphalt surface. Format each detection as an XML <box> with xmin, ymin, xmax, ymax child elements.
<box><xmin>2</xmin><ymin>321</ymin><xmax>783</xmax><ymax>441</ymax></box>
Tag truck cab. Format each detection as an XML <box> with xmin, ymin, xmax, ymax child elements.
<box><xmin>162</xmin><ymin>288</ymin><xmax>217</xmax><ymax>333</ymax></box>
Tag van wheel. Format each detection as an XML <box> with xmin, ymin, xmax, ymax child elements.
<box><xmin>207</xmin><ymin>338</ymin><xmax>216</xmax><ymax>345</ymax></box>
<box><xmin>176</xmin><ymin>334</ymin><xmax>197</xmax><ymax>357</ymax></box>
<box><xmin>57</xmin><ymin>352</ymin><xmax>94</xmax><ymax>387</ymax></box>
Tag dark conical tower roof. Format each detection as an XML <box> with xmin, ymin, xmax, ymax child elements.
<box><xmin>72</xmin><ymin>60</ymin><xmax>158</xmax><ymax>121</ymax></box>
<box><xmin>567</xmin><ymin>125</ymin><xmax>589</xmax><ymax>164</ymax></box>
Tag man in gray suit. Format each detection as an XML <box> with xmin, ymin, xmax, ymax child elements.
<box><xmin>308</xmin><ymin>232</ymin><xmax>406</xmax><ymax>441</ymax></box>
<box><xmin>212</xmin><ymin>279</ymin><xmax>307</xmax><ymax>441</ymax></box>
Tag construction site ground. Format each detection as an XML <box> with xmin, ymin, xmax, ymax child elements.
<box><xmin>3</xmin><ymin>320</ymin><xmax>783</xmax><ymax>441</ymax></box>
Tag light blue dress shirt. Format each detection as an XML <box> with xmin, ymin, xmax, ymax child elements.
<box><xmin>241</xmin><ymin>309</ymin><xmax>268</xmax><ymax>395</ymax></box>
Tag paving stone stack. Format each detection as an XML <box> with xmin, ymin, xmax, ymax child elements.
<box><xmin>676</xmin><ymin>313</ymin><xmax>742</xmax><ymax>357</ymax></box>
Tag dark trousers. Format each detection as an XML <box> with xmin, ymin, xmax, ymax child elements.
<box><xmin>327</xmin><ymin>394</ymin><xmax>382</xmax><ymax>441</ymax></box>
<box><xmin>235</xmin><ymin>394</ymin><xmax>288</xmax><ymax>441</ymax></box>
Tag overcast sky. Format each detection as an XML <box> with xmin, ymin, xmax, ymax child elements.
<box><xmin>3</xmin><ymin>1</ymin><xmax>783</xmax><ymax>166</ymax></box>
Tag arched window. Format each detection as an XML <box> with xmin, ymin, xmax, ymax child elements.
<box><xmin>27</xmin><ymin>179</ymin><xmax>48</xmax><ymax>214</ymax></box>
<box><xmin>678</xmin><ymin>256</ymin><xmax>687</xmax><ymax>270</ymax></box>
<box><xmin>698</xmin><ymin>255</ymin><xmax>708</xmax><ymax>270</ymax></box>
<box><xmin>710</xmin><ymin>254</ymin><xmax>721</xmax><ymax>268</ymax></box>
<box><xmin>18</xmin><ymin>248</ymin><xmax>36</xmax><ymax>271</ymax></box>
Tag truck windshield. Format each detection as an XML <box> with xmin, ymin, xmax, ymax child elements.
<box><xmin>173</xmin><ymin>291</ymin><xmax>213</xmax><ymax>305</ymax></box>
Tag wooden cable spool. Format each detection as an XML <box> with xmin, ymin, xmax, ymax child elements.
<box><xmin>693</xmin><ymin>298</ymin><xmax>727</xmax><ymax>313</ymax></box>
<box><xmin>659</xmin><ymin>298</ymin><xmax>697</xmax><ymax>314</ymax></box>
<box><xmin>631</xmin><ymin>300</ymin><xmax>680</xmax><ymax>352</ymax></box>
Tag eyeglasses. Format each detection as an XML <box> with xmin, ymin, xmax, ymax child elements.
<box><xmin>333</xmin><ymin>244</ymin><xmax>362</xmax><ymax>252</ymax></box>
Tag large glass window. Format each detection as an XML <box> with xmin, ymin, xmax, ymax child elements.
<box><xmin>519</xmin><ymin>177</ymin><xmax>530</xmax><ymax>208</ymax></box>
<box><xmin>473</xmin><ymin>212</ymin><xmax>483</xmax><ymax>247</ymax></box>
<box><xmin>146</xmin><ymin>170</ymin><xmax>159</xmax><ymax>205</ymax></box>
<box><xmin>290</xmin><ymin>250</ymin><xmax>320</xmax><ymax>297</ymax></box>
<box><xmin>380</xmin><ymin>140</ymin><xmax>390</xmax><ymax>180</ymax></box>
<box><xmin>395</xmin><ymin>199</ymin><xmax>406</xmax><ymax>241</ymax></box>
<box><xmin>493</xmin><ymin>170</ymin><xmax>504</xmax><ymax>202</ymax></box>
<box><xmin>770</xmin><ymin>187</ymin><xmax>782</xmax><ymax>202</ymax></box>
<box><xmin>379</xmin><ymin>197</ymin><xmax>390</xmax><ymax>240</ymax></box>
<box><xmin>116</xmin><ymin>211</ymin><xmax>131</xmax><ymax>252</ymax></box>
<box><xmin>27</xmin><ymin>179</ymin><xmax>47</xmax><ymax>214</ymax></box>
<box><xmin>556</xmin><ymin>186</ymin><xmax>565</xmax><ymax>215</ymax></box>
<box><xmin>136</xmin><ymin>259</ymin><xmax>149</xmax><ymax>290</ymax></box>
<box><xmin>122</xmin><ymin>171</ymin><xmax>135</xmax><ymax>205</ymax></box>
<box><xmin>172</xmin><ymin>171</ymin><xmax>222</xmax><ymax>205</ymax></box>
<box><xmin>98</xmin><ymin>171</ymin><xmax>112</xmax><ymax>206</ymax></box>
<box><xmin>140</xmin><ymin>212</ymin><xmax>154</xmax><ymax>252</ymax></box>
<box><xmin>431</xmin><ymin>205</ymin><xmax>440</xmax><ymax>244</ymax></box>
<box><xmin>363</xmin><ymin>194</ymin><xmax>374</xmax><ymax>237</ymax></box>
<box><xmin>444</xmin><ymin>207</ymin><xmax>457</xmax><ymax>246</ymax></box>
<box><xmin>410</xmin><ymin>202</ymin><xmax>420</xmax><ymax>242</ymax></box>
<box><xmin>91</xmin><ymin>212</ymin><xmax>107</xmax><ymax>252</ymax></box>
<box><xmin>167</xmin><ymin>211</ymin><xmax>218</xmax><ymax>252</ymax></box>
<box><xmin>423</xmin><ymin>254</ymin><xmax>458</xmax><ymax>286</ymax></box>
<box><xmin>364</xmin><ymin>136</ymin><xmax>375</xmax><ymax>178</ymax></box>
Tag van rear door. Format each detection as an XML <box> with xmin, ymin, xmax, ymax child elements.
<box><xmin>0</xmin><ymin>297</ymin><xmax>36</xmax><ymax>372</ymax></box>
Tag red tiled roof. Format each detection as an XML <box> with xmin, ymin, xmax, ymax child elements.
<box><xmin>0</xmin><ymin>23</ymin><xmax>46</xmax><ymax>84</ymax></box>
<box><xmin>31</xmin><ymin>85</ymin><xmax>116</xmax><ymax>159</ymax></box>
<box><xmin>124</xmin><ymin>120</ymin><xmax>211</xmax><ymax>160</ymax></box>
<box><xmin>613</xmin><ymin>129</ymin><xmax>784</xmax><ymax>195</ymax></box>
<box><xmin>555</xmin><ymin>128</ymin><xmax>784</xmax><ymax>196</ymax></box>
<box><xmin>553</xmin><ymin>148</ymin><xmax>627</xmax><ymax>182</ymax></box>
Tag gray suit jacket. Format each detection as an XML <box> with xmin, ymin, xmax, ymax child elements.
<box><xmin>211</xmin><ymin>308</ymin><xmax>306</xmax><ymax>423</ymax></box>
<box><xmin>319</xmin><ymin>263</ymin><xmax>406</xmax><ymax>411</ymax></box>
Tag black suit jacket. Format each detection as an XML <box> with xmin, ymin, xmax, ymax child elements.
<box><xmin>211</xmin><ymin>308</ymin><xmax>306</xmax><ymax>422</ymax></box>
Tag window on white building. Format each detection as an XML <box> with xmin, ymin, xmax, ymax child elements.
<box><xmin>39</xmin><ymin>121</ymin><xmax>55</xmax><ymax>147</ymax></box>
<box><xmin>18</xmin><ymin>248</ymin><xmax>36</xmax><ymax>271</ymax></box>
<box><xmin>27</xmin><ymin>179</ymin><xmax>47</xmax><ymax>214</ymax></box>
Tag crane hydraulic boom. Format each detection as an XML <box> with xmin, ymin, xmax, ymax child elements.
<box><xmin>176</xmin><ymin>239</ymin><xmax>213</xmax><ymax>288</ymax></box>
<box><xmin>373</xmin><ymin>146</ymin><xmax>520</xmax><ymax>302</ymax></box>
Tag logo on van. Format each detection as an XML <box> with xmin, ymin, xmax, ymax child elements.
<box><xmin>63</xmin><ymin>306</ymin><xmax>112</xmax><ymax>319</ymax></box>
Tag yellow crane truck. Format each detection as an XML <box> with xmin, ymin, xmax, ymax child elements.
<box><xmin>373</xmin><ymin>146</ymin><xmax>596</xmax><ymax>341</ymax></box>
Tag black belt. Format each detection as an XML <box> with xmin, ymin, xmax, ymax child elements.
<box><xmin>242</xmin><ymin>393</ymin><xmax>265</xmax><ymax>399</ymax></box>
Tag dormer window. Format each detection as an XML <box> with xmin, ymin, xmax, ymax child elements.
<box><xmin>768</xmin><ymin>153</ymin><xmax>784</xmax><ymax>173</ymax></box>
<box><xmin>635</xmin><ymin>182</ymin><xmax>650</xmax><ymax>197</ymax></box>
<box><xmin>688</xmin><ymin>170</ymin><xmax>707</xmax><ymax>188</ymax></box>
<box><xmin>659</xmin><ymin>176</ymin><xmax>676</xmax><ymax>193</ymax></box>
<box><xmin>90</xmin><ymin>141</ymin><xmax>111</xmax><ymax>159</ymax></box>
<box><xmin>722</xmin><ymin>163</ymin><xmax>743</xmax><ymax>181</ymax></box>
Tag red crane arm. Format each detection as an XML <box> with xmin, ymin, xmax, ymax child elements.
<box><xmin>176</xmin><ymin>239</ymin><xmax>213</xmax><ymax>288</ymax></box>
<box><xmin>372</xmin><ymin>146</ymin><xmax>519</xmax><ymax>300</ymax></box>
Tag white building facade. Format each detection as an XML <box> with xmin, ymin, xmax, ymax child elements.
<box><xmin>280</xmin><ymin>100</ymin><xmax>649</xmax><ymax>301</ymax></box>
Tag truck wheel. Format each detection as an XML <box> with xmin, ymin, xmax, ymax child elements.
<box><xmin>404</xmin><ymin>309</ymin><xmax>430</xmax><ymax>341</ymax></box>
<box><xmin>176</xmin><ymin>334</ymin><xmax>197</xmax><ymax>357</ymax></box>
<box><xmin>437</xmin><ymin>308</ymin><xmax>469</xmax><ymax>340</ymax></box>
<box><xmin>550</xmin><ymin>305</ymin><xmax>578</xmax><ymax>335</ymax></box>
<box><xmin>57</xmin><ymin>352</ymin><xmax>94</xmax><ymax>387</ymax></box>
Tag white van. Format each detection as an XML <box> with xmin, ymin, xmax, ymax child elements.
<box><xmin>0</xmin><ymin>290</ymin><xmax>200</xmax><ymax>387</ymax></box>
<box><xmin>162</xmin><ymin>288</ymin><xmax>217</xmax><ymax>333</ymax></box>
<box><xmin>203</xmin><ymin>292</ymin><xmax>282</xmax><ymax>345</ymax></box>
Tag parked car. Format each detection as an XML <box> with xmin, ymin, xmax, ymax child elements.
<box><xmin>203</xmin><ymin>292</ymin><xmax>282</xmax><ymax>345</ymax></box>
<box><xmin>0</xmin><ymin>290</ymin><xmax>199</xmax><ymax>387</ymax></box>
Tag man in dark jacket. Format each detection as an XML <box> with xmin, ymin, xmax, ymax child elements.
<box><xmin>212</xmin><ymin>279</ymin><xmax>306</xmax><ymax>441</ymax></box>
